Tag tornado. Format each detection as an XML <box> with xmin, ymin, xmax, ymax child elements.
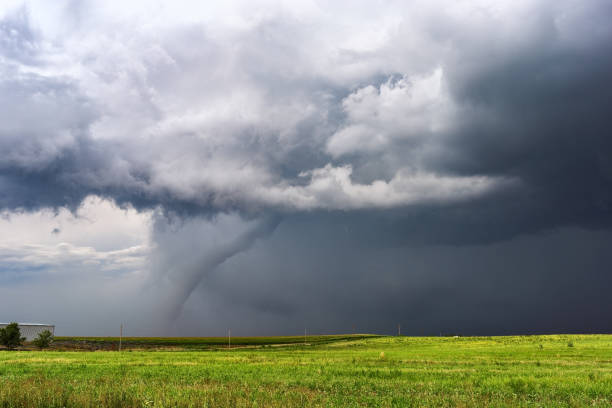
<box><xmin>152</xmin><ymin>215</ymin><xmax>282</xmax><ymax>323</ymax></box>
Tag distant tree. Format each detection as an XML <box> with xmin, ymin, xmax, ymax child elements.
<box><xmin>0</xmin><ymin>322</ymin><xmax>25</xmax><ymax>350</ymax></box>
<box><xmin>32</xmin><ymin>330</ymin><xmax>54</xmax><ymax>349</ymax></box>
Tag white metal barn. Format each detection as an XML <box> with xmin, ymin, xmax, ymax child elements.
<box><xmin>0</xmin><ymin>323</ymin><xmax>55</xmax><ymax>341</ymax></box>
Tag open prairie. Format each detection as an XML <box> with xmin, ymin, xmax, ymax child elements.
<box><xmin>1</xmin><ymin>334</ymin><xmax>611</xmax><ymax>407</ymax></box>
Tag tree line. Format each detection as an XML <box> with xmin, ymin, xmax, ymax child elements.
<box><xmin>0</xmin><ymin>322</ymin><xmax>54</xmax><ymax>350</ymax></box>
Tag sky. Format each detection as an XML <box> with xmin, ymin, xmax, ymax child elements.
<box><xmin>1</xmin><ymin>0</ymin><xmax>611</xmax><ymax>336</ymax></box>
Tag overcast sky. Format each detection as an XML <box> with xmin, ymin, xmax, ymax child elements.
<box><xmin>1</xmin><ymin>0</ymin><xmax>611</xmax><ymax>336</ymax></box>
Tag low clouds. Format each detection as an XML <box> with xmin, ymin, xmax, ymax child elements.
<box><xmin>259</xmin><ymin>165</ymin><xmax>507</xmax><ymax>210</ymax></box>
<box><xmin>0</xmin><ymin>197</ymin><xmax>150</xmax><ymax>281</ymax></box>
<box><xmin>1</xmin><ymin>0</ymin><xmax>612</xmax><ymax>334</ymax></box>
<box><xmin>0</xmin><ymin>242</ymin><xmax>146</xmax><ymax>282</ymax></box>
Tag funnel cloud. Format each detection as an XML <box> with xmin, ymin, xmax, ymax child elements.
<box><xmin>151</xmin><ymin>214</ymin><xmax>282</xmax><ymax>323</ymax></box>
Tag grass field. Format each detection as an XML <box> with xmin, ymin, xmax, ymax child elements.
<box><xmin>1</xmin><ymin>334</ymin><xmax>611</xmax><ymax>407</ymax></box>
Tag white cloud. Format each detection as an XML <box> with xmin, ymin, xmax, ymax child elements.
<box><xmin>256</xmin><ymin>164</ymin><xmax>504</xmax><ymax>210</ymax></box>
<box><xmin>0</xmin><ymin>196</ymin><xmax>150</xmax><ymax>281</ymax></box>
<box><xmin>327</xmin><ymin>68</ymin><xmax>454</xmax><ymax>157</ymax></box>
<box><xmin>2</xmin><ymin>1</ymin><xmax>530</xmax><ymax>213</ymax></box>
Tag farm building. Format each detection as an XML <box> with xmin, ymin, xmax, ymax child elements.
<box><xmin>0</xmin><ymin>323</ymin><xmax>55</xmax><ymax>341</ymax></box>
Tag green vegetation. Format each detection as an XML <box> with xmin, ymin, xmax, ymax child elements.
<box><xmin>0</xmin><ymin>323</ymin><xmax>25</xmax><ymax>350</ymax></box>
<box><xmin>1</xmin><ymin>334</ymin><xmax>612</xmax><ymax>407</ymax></box>
<box><xmin>32</xmin><ymin>330</ymin><xmax>54</xmax><ymax>349</ymax></box>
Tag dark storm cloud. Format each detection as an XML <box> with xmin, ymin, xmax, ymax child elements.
<box><xmin>176</xmin><ymin>217</ymin><xmax>612</xmax><ymax>336</ymax></box>
<box><xmin>1</xmin><ymin>0</ymin><xmax>612</xmax><ymax>334</ymax></box>
<box><xmin>430</xmin><ymin>0</ymin><xmax>612</xmax><ymax>236</ymax></box>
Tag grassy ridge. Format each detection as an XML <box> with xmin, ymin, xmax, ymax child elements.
<box><xmin>1</xmin><ymin>334</ymin><xmax>612</xmax><ymax>407</ymax></box>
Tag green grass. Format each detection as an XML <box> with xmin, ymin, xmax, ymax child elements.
<box><xmin>1</xmin><ymin>334</ymin><xmax>612</xmax><ymax>407</ymax></box>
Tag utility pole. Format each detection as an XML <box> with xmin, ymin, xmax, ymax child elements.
<box><xmin>119</xmin><ymin>323</ymin><xmax>123</xmax><ymax>352</ymax></box>
<box><xmin>228</xmin><ymin>329</ymin><xmax>231</xmax><ymax>349</ymax></box>
<box><xmin>398</xmin><ymin>323</ymin><xmax>401</xmax><ymax>337</ymax></box>
<box><xmin>304</xmin><ymin>328</ymin><xmax>306</xmax><ymax>345</ymax></box>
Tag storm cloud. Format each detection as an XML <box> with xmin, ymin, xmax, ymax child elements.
<box><xmin>1</xmin><ymin>0</ymin><xmax>611</xmax><ymax>335</ymax></box>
